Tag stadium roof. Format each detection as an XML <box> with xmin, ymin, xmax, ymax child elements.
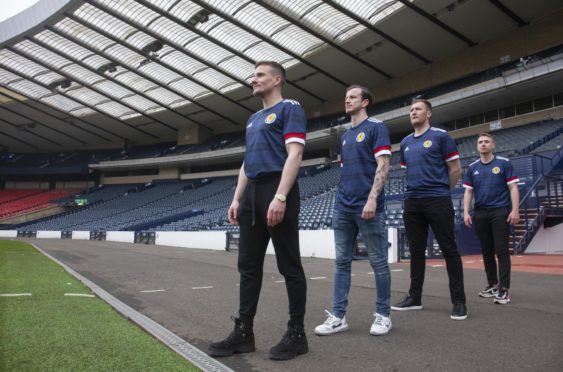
<box><xmin>0</xmin><ymin>0</ymin><xmax>562</xmax><ymax>151</ymax></box>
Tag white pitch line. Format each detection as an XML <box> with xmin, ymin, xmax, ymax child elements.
<box><xmin>367</xmin><ymin>271</ymin><xmax>374</xmax><ymax>275</ymax></box>
<box><xmin>309</xmin><ymin>277</ymin><xmax>326</xmax><ymax>280</ymax></box>
<box><xmin>432</xmin><ymin>264</ymin><xmax>444</xmax><ymax>268</ymax></box>
<box><xmin>192</xmin><ymin>286</ymin><xmax>213</xmax><ymax>290</ymax></box>
<box><xmin>275</xmin><ymin>280</ymin><xmax>285</xmax><ymax>283</ymax></box>
<box><xmin>465</xmin><ymin>260</ymin><xmax>475</xmax><ymax>264</ymax></box>
<box><xmin>391</xmin><ymin>269</ymin><xmax>404</xmax><ymax>272</ymax></box>
<box><xmin>64</xmin><ymin>293</ymin><xmax>95</xmax><ymax>297</ymax></box>
<box><xmin>140</xmin><ymin>289</ymin><xmax>166</xmax><ymax>293</ymax></box>
<box><xmin>0</xmin><ymin>293</ymin><xmax>32</xmax><ymax>297</ymax></box>
<box><xmin>351</xmin><ymin>273</ymin><xmax>356</xmax><ymax>277</ymax></box>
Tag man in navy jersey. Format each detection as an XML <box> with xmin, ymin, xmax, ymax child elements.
<box><xmin>314</xmin><ymin>85</ymin><xmax>392</xmax><ymax>337</ymax></box>
<box><xmin>391</xmin><ymin>99</ymin><xmax>468</xmax><ymax>320</ymax></box>
<box><xmin>208</xmin><ymin>61</ymin><xmax>308</xmax><ymax>360</ymax></box>
<box><xmin>463</xmin><ymin>133</ymin><xmax>520</xmax><ymax>304</ymax></box>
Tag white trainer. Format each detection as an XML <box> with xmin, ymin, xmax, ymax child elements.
<box><xmin>314</xmin><ymin>310</ymin><xmax>349</xmax><ymax>336</ymax></box>
<box><xmin>370</xmin><ymin>313</ymin><xmax>392</xmax><ymax>336</ymax></box>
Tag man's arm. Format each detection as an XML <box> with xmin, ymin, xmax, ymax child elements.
<box><xmin>227</xmin><ymin>163</ymin><xmax>249</xmax><ymax>225</ymax></box>
<box><xmin>447</xmin><ymin>159</ymin><xmax>462</xmax><ymax>191</ymax></box>
<box><xmin>362</xmin><ymin>155</ymin><xmax>390</xmax><ymax>220</ymax></box>
<box><xmin>267</xmin><ymin>142</ymin><xmax>304</xmax><ymax>226</ymax></box>
<box><xmin>507</xmin><ymin>183</ymin><xmax>520</xmax><ymax>225</ymax></box>
<box><xmin>463</xmin><ymin>188</ymin><xmax>473</xmax><ymax>227</ymax></box>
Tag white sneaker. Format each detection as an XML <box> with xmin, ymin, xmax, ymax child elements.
<box><xmin>314</xmin><ymin>310</ymin><xmax>349</xmax><ymax>336</ymax></box>
<box><xmin>370</xmin><ymin>313</ymin><xmax>392</xmax><ymax>336</ymax></box>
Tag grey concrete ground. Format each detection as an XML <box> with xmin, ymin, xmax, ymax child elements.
<box><xmin>31</xmin><ymin>240</ymin><xmax>563</xmax><ymax>372</ymax></box>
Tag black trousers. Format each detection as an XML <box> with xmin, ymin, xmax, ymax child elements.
<box><xmin>237</xmin><ymin>173</ymin><xmax>306</xmax><ymax>326</ymax></box>
<box><xmin>403</xmin><ymin>197</ymin><xmax>466</xmax><ymax>304</ymax></box>
<box><xmin>473</xmin><ymin>207</ymin><xmax>511</xmax><ymax>289</ymax></box>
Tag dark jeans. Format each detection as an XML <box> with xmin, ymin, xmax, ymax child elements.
<box><xmin>403</xmin><ymin>197</ymin><xmax>466</xmax><ymax>304</ymax></box>
<box><xmin>474</xmin><ymin>207</ymin><xmax>511</xmax><ymax>289</ymax></box>
<box><xmin>237</xmin><ymin>173</ymin><xmax>306</xmax><ymax>326</ymax></box>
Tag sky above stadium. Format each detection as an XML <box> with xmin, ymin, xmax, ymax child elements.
<box><xmin>0</xmin><ymin>0</ymin><xmax>39</xmax><ymax>22</ymax></box>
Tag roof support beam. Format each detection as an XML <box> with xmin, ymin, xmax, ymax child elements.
<box><xmin>86</xmin><ymin>0</ymin><xmax>255</xmax><ymax>95</ymax></box>
<box><xmin>0</xmin><ymin>129</ymin><xmax>38</xmax><ymax>150</ymax></box>
<box><xmin>395</xmin><ymin>0</ymin><xmax>476</xmax><ymax>47</ymax></box>
<box><xmin>0</xmin><ymin>64</ymin><xmax>160</xmax><ymax>141</ymax></box>
<box><xmin>0</xmin><ymin>104</ymin><xmax>87</xmax><ymax>145</ymax></box>
<box><xmin>27</xmin><ymin>36</ymin><xmax>212</xmax><ymax>132</ymax></box>
<box><xmin>6</xmin><ymin>46</ymin><xmax>176</xmax><ymax>136</ymax></box>
<box><xmin>489</xmin><ymin>0</ymin><xmax>528</xmax><ymax>27</ymax></box>
<box><xmin>0</xmin><ymin>91</ymin><xmax>112</xmax><ymax>142</ymax></box>
<box><xmin>76</xmin><ymin>2</ymin><xmax>255</xmax><ymax>114</ymax></box>
<box><xmin>61</xmin><ymin>16</ymin><xmax>243</xmax><ymax>126</ymax></box>
<box><xmin>155</xmin><ymin>0</ymin><xmax>348</xmax><ymax>93</ymax></box>
<box><xmin>0</xmin><ymin>89</ymin><xmax>122</xmax><ymax>141</ymax></box>
<box><xmin>321</xmin><ymin>0</ymin><xmax>431</xmax><ymax>64</ymax></box>
<box><xmin>0</xmin><ymin>117</ymin><xmax>62</xmax><ymax>147</ymax></box>
<box><xmin>254</xmin><ymin>0</ymin><xmax>392</xmax><ymax>79</ymax></box>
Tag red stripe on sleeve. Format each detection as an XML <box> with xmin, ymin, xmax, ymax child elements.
<box><xmin>373</xmin><ymin>145</ymin><xmax>392</xmax><ymax>154</ymax></box>
<box><xmin>284</xmin><ymin>132</ymin><xmax>306</xmax><ymax>140</ymax></box>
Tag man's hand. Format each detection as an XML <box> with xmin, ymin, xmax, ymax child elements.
<box><xmin>464</xmin><ymin>213</ymin><xmax>472</xmax><ymax>228</ymax></box>
<box><xmin>507</xmin><ymin>209</ymin><xmax>520</xmax><ymax>225</ymax></box>
<box><xmin>361</xmin><ymin>198</ymin><xmax>377</xmax><ymax>220</ymax></box>
<box><xmin>227</xmin><ymin>200</ymin><xmax>240</xmax><ymax>225</ymax></box>
<box><xmin>267</xmin><ymin>198</ymin><xmax>286</xmax><ymax>227</ymax></box>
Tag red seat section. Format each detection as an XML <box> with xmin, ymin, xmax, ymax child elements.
<box><xmin>0</xmin><ymin>189</ymin><xmax>79</xmax><ymax>219</ymax></box>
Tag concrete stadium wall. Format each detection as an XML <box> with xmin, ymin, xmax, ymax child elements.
<box><xmin>72</xmin><ymin>231</ymin><xmax>90</xmax><ymax>240</ymax></box>
<box><xmin>106</xmin><ymin>231</ymin><xmax>135</xmax><ymax>243</ymax></box>
<box><xmin>36</xmin><ymin>231</ymin><xmax>61</xmax><ymax>239</ymax></box>
<box><xmin>7</xmin><ymin>228</ymin><xmax>398</xmax><ymax>262</ymax></box>
<box><xmin>155</xmin><ymin>231</ymin><xmax>227</xmax><ymax>251</ymax></box>
<box><xmin>155</xmin><ymin>229</ymin><xmax>398</xmax><ymax>262</ymax></box>
<box><xmin>525</xmin><ymin>223</ymin><xmax>563</xmax><ymax>254</ymax></box>
<box><xmin>0</xmin><ymin>230</ymin><xmax>17</xmax><ymax>238</ymax></box>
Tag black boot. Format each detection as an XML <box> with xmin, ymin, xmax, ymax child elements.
<box><xmin>208</xmin><ymin>317</ymin><xmax>255</xmax><ymax>357</ymax></box>
<box><xmin>269</xmin><ymin>322</ymin><xmax>309</xmax><ymax>360</ymax></box>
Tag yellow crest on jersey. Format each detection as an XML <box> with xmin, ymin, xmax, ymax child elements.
<box><xmin>265</xmin><ymin>113</ymin><xmax>277</xmax><ymax>124</ymax></box>
<box><xmin>423</xmin><ymin>140</ymin><xmax>432</xmax><ymax>148</ymax></box>
<box><xmin>492</xmin><ymin>166</ymin><xmax>501</xmax><ymax>174</ymax></box>
<box><xmin>356</xmin><ymin>132</ymin><xmax>365</xmax><ymax>142</ymax></box>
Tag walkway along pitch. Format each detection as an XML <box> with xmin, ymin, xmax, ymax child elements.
<box><xmin>31</xmin><ymin>240</ymin><xmax>563</xmax><ymax>372</ymax></box>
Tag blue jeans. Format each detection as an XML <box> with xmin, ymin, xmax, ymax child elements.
<box><xmin>332</xmin><ymin>209</ymin><xmax>391</xmax><ymax>317</ymax></box>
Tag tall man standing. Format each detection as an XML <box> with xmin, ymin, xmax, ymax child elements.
<box><xmin>463</xmin><ymin>133</ymin><xmax>520</xmax><ymax>304</ymax></box>
<box><xmin>208</xmin><ymin>61</ymin><xmax>308</xmax><ymax>360</ymax></box>
<box><xmin>392</xmin><ymin>99</ymin><xmax>468</xmax><ymax>320</ymax></box>
<box><xmin>314</xmin><ymin>85</ymin><xmax>392</xmax><ymax>336</ymax></box>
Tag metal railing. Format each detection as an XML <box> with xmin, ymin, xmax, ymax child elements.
<box><xmin>512</xmin><ymin>146</ymin><xmax>563</xmax><ymax>254</ymax></box>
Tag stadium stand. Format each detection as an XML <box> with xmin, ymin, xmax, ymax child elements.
<box><xmin>0</xmin><ymin>189</ymin><xmax>78</xmax><ymax>219</ymax></box>
<box><xmin>7</xmin><ymin>119</ymin><xmax>563</xmax><ymax>237</ymax></box>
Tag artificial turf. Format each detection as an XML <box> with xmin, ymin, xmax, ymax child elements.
<box><xmin>0</xmin><ymin>240</ymin><xmax>199</xmax><ymax>372</ymax></box>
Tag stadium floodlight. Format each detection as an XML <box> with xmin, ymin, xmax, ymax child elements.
<box><xmin>97</xmin><ymin>62</ymin><xmax>118</xmax><ymax>74</ymax></box>
<box><xmin>47</xmin><ymin>78</ymin><xmax>72</xmax><ymax>91</ymax></box>
<box><xmin>187</xmin><ymin>9</ymin><xmax>211</xmax><ymax>26</ymax></box>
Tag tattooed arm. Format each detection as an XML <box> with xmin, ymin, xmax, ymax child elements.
<box><xmin>362</xmin><ymin>155</ymin><xmax>390</xmax><ymax>220</ymax></box>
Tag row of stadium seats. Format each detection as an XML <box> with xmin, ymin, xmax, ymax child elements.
<box><xmin>0</xmin><ymin>189</ymin><xmax>78</xmax><ymax>219</ymax></box>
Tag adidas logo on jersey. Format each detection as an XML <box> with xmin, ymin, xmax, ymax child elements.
<box><xmin>474</xmin><ymin>170</ymin><xmax>479</xmax><ymax>175</ymax></box>
<box><xmin>405</xmin><ymin>146</ymin><xmax>410</xmax><ymax>151</ymax></box>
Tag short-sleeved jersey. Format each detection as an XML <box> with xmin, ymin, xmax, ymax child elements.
<box><xmin>244</xmin><ymin>99</ymin><xmax>306</xmax><ymax>179</ymax></box>
<box><xmin>335</xmin><ymin>118</ymin><xmax>391</xmax><ymax>214</ymax></box>
<box><xmin>463</xmin><ymin>155</ymin><xmax>519</xmax><ymax>208</ymax></box>
<box><xmin>400</xmin><ymin>126</ymin><xmax>459</xmax><ymax>198</ymax></box>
